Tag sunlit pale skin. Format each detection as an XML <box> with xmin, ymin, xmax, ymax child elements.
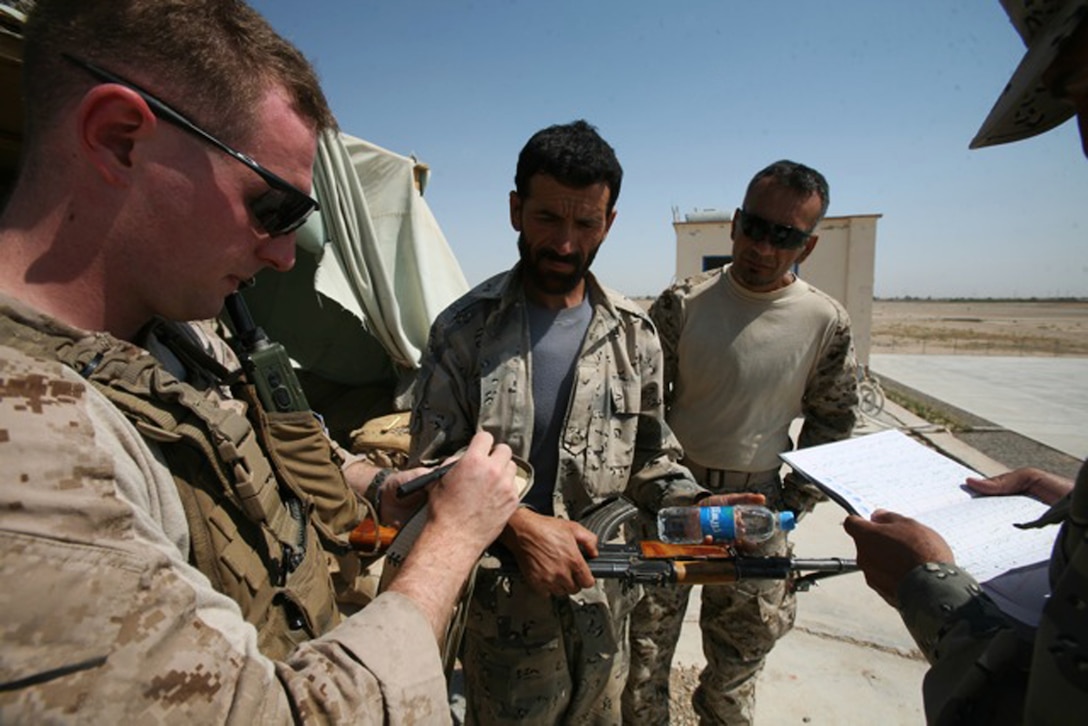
<box><xmin>0</xmin><ymin>86</ymin><xmax>313</xmax><ymax>341</ymax></box>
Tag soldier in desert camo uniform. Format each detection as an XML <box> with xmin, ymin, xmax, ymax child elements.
<box><xmin>0</xmin><ymin>1</ymin><xmax>519</xmax><ymax>721</ymax></box>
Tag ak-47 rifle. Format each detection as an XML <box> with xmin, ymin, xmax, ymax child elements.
<box><xmin>349</xmin><ymin>491</ymin><xmax>857</xmax><ymax>591</ymax></box>
<box><xmin>584</xmin><ymin>540</ymin><xmax>856</xmax><ymax>592</ymax></box>
<box><xmin>575</xmin><ymin>495</ymin><xmax>857</xmax><ymax>591</ymax></box>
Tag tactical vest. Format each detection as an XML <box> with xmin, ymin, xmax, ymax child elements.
<box><xmin>0</xmin><ymin>310</ymin><xmax>355</xmax><ymax>660</ymax></box>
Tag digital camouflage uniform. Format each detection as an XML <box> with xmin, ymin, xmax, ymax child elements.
<box><xmin>410</xmin><ymin>264</ymin><xmax>704</xmax><ymax>725</ymax></box>
<box><xmin>0</xmin><ymin>296</ymin><xmax>451</xmax><ymax>723</ymax></box>
<box><xmin>897</xmin><ymin>459</ymin><xmax>1088</xmax><ymax>725</ymax></box>
<box><xmin>626</xmin><ymin>267</ymin><xmax>858</xmax><ymax>725</ymax></box>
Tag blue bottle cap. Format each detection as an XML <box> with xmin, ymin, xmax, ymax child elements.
<box><xmin>778</xmin><ymin>511</ymin><xmax>797</xmax><ymax>532</ymax></box>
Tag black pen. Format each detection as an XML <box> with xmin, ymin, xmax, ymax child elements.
<box><xmin>395</xmin><ymin>462</ymin><xmax>456</xmax><ymax>499</ymax></box>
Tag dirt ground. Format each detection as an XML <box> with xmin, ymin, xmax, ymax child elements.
<box><xmin>870</xmin><ymin>299</ymin><xmax>1088</xmax><ymax>357</ymax></box>
<box><xmin>637</xmin><ymin>298</ymin><xmax>1088</xmax><ymax>357</ymax></box>
<box><xmin>667</xmin><ymin>665</ymin><xmax>702</xmax><ymax>725</ymax></box>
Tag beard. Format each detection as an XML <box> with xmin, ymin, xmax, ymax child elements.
<box><xmin>517</xmin><ymin>233</ymin><xmax>599</xmax><ymax>296</ymax></box>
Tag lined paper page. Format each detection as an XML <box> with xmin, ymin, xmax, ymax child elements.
<box><xmin>782</xmin><ymin>430</ymin><xmax>1054</xmax><ymax>584</ymax></box>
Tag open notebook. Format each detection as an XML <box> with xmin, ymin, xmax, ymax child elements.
<box><xmin>781</xmin><ymin>429</ymin><xmax>1057</xmax><ymax>625</ymax></box>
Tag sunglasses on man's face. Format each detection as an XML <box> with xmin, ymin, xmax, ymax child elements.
<box><xmin>62</xmin><ymin>54</ymin><xmax>319</xmax><ymax>237</ymax></box>
<box><xmin>736</xmin><ymin>208</ymin><xmax>813</xmax><ymax>250</ymax></box>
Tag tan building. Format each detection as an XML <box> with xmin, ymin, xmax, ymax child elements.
<box><xmin>672</xmin><ymin>209</ymin><xmax>880</xmax><ymax>365</ymax></box>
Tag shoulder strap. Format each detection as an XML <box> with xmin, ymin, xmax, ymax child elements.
<box><xmin>1</xmin><ymin>313</ymin><xmax>308</xmax><ymax>571</ymax></box>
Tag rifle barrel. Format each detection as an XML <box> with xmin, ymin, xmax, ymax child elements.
<box><xmin>790</xmin><ymin>557</ymin><xmax>858</xmax><ymax>573</ymax></box>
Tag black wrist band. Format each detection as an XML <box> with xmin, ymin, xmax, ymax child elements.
<box><xmin>366</xmin><ymin>467</ymin><xmax>395</xmax><ymax>513</ymax></box>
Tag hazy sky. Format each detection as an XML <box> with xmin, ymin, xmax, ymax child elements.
<box><xmin>252</xmin><ymin>0</ymin><xmax>1088</xmax><ymax>299</ymax></box>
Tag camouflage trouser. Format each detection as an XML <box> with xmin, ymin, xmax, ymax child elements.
<box><xmin>462</xmin><ymin>567</ymin><xmax>637</xmax><ymax>725</ymax></box>
<box><xmin>624</xmin><ymin>469</ymin><xmax>796</xmax><ymax>725</ymax></box>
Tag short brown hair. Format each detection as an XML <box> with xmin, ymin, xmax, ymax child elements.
<box><xmin>22</xmin><ymin>0</ymin><xmax>335</xmax><ymax>150</ymax></box>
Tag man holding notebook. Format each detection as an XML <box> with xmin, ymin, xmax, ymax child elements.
<box><xmin>845</xmin><ymin>1</ymin><xmax>1088</xmax><ymax>721</ymax></box>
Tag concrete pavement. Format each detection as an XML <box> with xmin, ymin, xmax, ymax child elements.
<box><xmin>676</xmin><ymin>497</ymin><xmax>931</xmax><ymax>725</ymax></box>
<box><xmin>871</xmin><ymin>354</ymin><xmax>1088</xmax><ymax>461</ymax></box>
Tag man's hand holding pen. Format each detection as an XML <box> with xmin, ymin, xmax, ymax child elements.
<box><xmin>396</xmin><ymin>462</ymin><xmax>456</xmax><ymax>500</ymax></box>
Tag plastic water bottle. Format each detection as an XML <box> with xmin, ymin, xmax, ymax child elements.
<box><xmin>656</xmin><ymin>504</ymin><xmax>796</xmax><ymax>545</ymax></box>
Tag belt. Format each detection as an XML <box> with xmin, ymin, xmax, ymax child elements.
<box><xmin>685</xmin><ymin>460</ymin><xmax>781</xmax><ymax>491</ymax></box>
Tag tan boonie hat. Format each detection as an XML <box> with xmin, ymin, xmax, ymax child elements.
<box><xmin>971</xmin><ymin>0</ymin><xmax>1088</xmax><ymax>148</ymax></box>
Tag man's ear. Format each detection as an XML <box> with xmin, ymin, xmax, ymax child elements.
<box><xmin>75</xmin><ymin>85</ymin><xmax>158</xmax><ymax>187</ymax></box>
<box><xmin>602</xmin><ymin>208</ymin><xmax>617</xmax><ymax>237</ymax></box>
<box><xmin>509</xmin><ymin>190</ymin><xmax>522</xmax><ymax>231</ymax></box>
<box><xmin>796</xmin><ymin>234</ymin><xmax>819</xmax><ymax>265</ymax></box>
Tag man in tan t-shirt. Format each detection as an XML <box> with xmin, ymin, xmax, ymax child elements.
<box><xmin>624</xmin><ymin>160</ymin><xmax>859</xmax><ymax>725</ymax></box>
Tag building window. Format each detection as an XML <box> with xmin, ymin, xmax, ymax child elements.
<box><xmin>702</xmin><ymin>255</ymin><xmax>732</xmax><ymax>271</ymax></box>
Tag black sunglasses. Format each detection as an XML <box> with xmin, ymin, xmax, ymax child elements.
<box><xmin>736</xmin><ymin>208</ymin><xmax>813</xmax><ymax>250</ymax></box>
<box><xmin>62</xmin><ymin>54</ymin><xmax>319</xmax><ymax>237</ymax></box>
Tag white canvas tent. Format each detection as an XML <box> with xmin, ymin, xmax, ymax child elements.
<box><xmin>310</xmin><ymin>130</ymin><xmax>467</xmax><ymax>371</ymax></box>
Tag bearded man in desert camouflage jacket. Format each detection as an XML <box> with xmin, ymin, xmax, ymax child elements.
<box><xmin>410</xmin><ymin>120</ymin><xmax>708</xmax><ymax>724</ymax></box>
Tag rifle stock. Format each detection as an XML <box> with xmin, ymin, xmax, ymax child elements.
<box><xmin>348</xmin><ymin>518</ymin><xmax>399</xmax><ymax>554</ymax></box>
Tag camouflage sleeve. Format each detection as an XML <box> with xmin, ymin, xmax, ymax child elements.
<box><xmin>897</xmin><ymin>563</ymin><xmax>1001</xmax><ymax>663</ymax></box>
<box><xmin>0</xmin><ymin>350</ymin><xmax>448</xmax><ymax>723</ymax></box>
<box><xmin>896</xmin><ymin>563</ymin><xmax>1030</xmax><ymax>723</ymax></box>
<box><xmin>797</xmin><ymin>309</ymin><xmax>858</xmax><ymax>451</ymax></box>
<box><xmin>623</xmin><ymin>315</ymin><xmax>705</xmax><ymax>512</ymax></box>
<box><xmin>408</xmin><ymin>312</ymin><xmax>479</xmax><ymax>465</ymax></box>
<box><xmin>1023</xmin><ymin>472</ymin><xmax>1088</xmax><ymax>722</ymax></box>
<box><xmin>647</xmin><ymin>287</ymin><xmax>683</xmax><ymax>409</ymax></box>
